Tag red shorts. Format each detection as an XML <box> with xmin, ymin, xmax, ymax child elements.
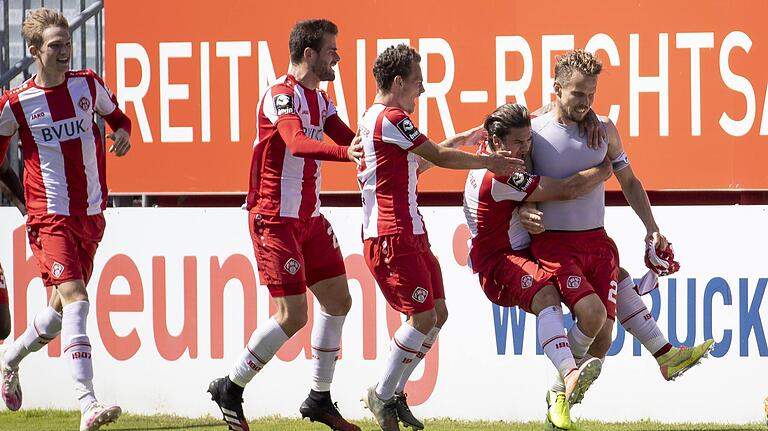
<box><xmin>26</xmin><ymin>213</ymin><xmax>106</xmax><ymax>287</ymax></box>
<box><xmin>363</xmin><ymin>233</ymin><xmax>445</xmax><ymax>315</ymax></box>
<box><xmin>0</xmin><ymin>262</ymin><xmax>7</xmax><ymax>305</ymax></box>
<box><xmin>249</xmin><ymin>212</ymin><xmax>346</xmax><ymax>297</ymax></box>
<box><xmin>531</xmin><ymin>229</ymin><xmax>619</xmax><ymax>320</ymax></box>
<box><xmin>478</xmin><ymin>248</ymin><xmax>555</xmax><ymax>313</ymax></box>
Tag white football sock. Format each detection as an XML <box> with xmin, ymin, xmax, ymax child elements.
<box><xmin>62</xmin><ymin>301</ymin><xmax>96</xmax><ymax>414</ymax></box>
<box><xmin>568</xmin><ymin>322</ymin><xmax>595</xmax><ymax>361</ymax></box>
<box><xmin>616</xmin><ymin>275</ymin><xmax>669</xmax><ymax>355</ymax></box>
<box><xmin>395</xmin><ymin>326</ymin><xmax>440</xmax><ymax>394</ymax></box>
<box><xmin>376</xmin><ymin>324</ymin><xmax>426</xmax><ymax>400</ymax></box>
<box><xmin>229</xmin><ymin>317</ymin><xmax>290</xmax><ymax>388</ymax></box>
<box><xmin>310</xmin><ymin>310</ymin><xmax>346</xmax><ymax>392</ymax></box>
<box><xmin>538</xmin><ymin>306</ymin><xmax>577</xmax><ymax>379</ymax></box>
<box><xmin>4</xmin><ymin>306</ymin><xmax>62</xmax><ymax>368</ymax></box>
<box><xmin>552</xmin><ymin>322</ymin><xmax>596</xmax><ymax>392</ymax></box>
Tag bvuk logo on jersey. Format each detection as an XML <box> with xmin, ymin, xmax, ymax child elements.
<box><xmin>521</xmin><ymin>275</ymin><xmax>533</xmax><ymax>289</ymax></box>
<box><xmin>412</xmin><ymin>287</ymin><xmax>429</xmax><ymax>303</ymax></box>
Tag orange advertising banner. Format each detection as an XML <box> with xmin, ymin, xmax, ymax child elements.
<box><xmin>104</xmin><ymin>0</ymin><xmax>768</xmax><ymax>193</ymax></box>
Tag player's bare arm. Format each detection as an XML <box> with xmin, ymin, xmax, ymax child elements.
<box><xmin>411</xmin><ymin>138</ymin><xmax>523</xmax><ymax>175</ymax></box>
<box><xmin>603</xmin><ymin>116</ymin><xmax>667</xmax><ymax>248</ymax></box>
<box><xmin>526</xmin><ymin>156</ymin><xmax>612</xmax><ymax>202</ymax></box>
<box><xmin>417</xmin><ymin>125</ymin><xmax>487</xmax><ymax>173</ymax></box>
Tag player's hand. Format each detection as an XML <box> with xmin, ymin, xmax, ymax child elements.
<box><xmin>646</xmin><ymin>231</ymin><xmax>668</xmax><ymax>250</ymax></box>
<box><xmin>579</xmin><ymin>109</ymin><xmax>605</xmax><ymax>150</ymax></box>
<box><xmin>519</xmin><ymin>205</ymin><xmax>545</xmax><ymax>234</ymax></box>
<box><xmin>463</xmin><ymin>124</ymin><xmax>487</xmax><ymax>148</ymax></box>
<box><xmin>347</xmin><ymin>134</ymin><xmax>363</xmax><ymax>166</ymax></box>
<box><xmin>108</xmin><ymin>128</ymin><xmax>131</xmax><ymax>157</ymax></box>
<box><xmin>486</xmin><ymin>151</ymin><xmax>525</xmax><ymax>176</ymax></box>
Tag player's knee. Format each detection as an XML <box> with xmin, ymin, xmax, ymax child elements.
<box><xmin>276</xmin><ymin>302</ymin><xmax>309</xmax><ymax>335</ymax></box>
<box><xmin>589</xmin><ymin>321</ymin><xmax>615</xmax><ymax>357</ymax></box>
<box><xmin>56</xmin><ymin>280</ymin><xmax>89</xmax><ymax>303</ymax></box>
<box><xmin>618</xmin><ymin>267</ymin><xmax>630</xmax><ymax>281</ymax></box>
<box><xmin>531</xmin><ymin>285</ymin><xmax>561</xmax><ymax>313</ymax></box>
<box><xmin>435</xmin><ymin>306</ymin><xmax>448</xmax><ymax>328</ymax></box>
<box><xmin>574</xmin><ymin>296</ymin><xmax>606</xmax><ymax>337</ymax></box>
<box><xmin>329</xmin><ymin>292</ymin><xmax>352</xmax><ymax>316</ymax></box>
<box><xmin>281</xmin><ymin>313</ymin><xmax>308</xmax><ymax>336</ymax></box>
<box><xmin>409</xmin><ymin>309</ymin><xmax>437</xmax><ymax>334</ymax></box>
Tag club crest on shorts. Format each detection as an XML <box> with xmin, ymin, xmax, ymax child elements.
<box><xmin>412</xmin><ymin>287</ymin><xmax>429</xmax><ymax>303</ymax></box>
<box><xmin>51</xmin><ymin>262</ymin><xmax>65</xmax><ymax>279</ymax></box>
<box><xmin>0</xmin><ymin>265</ymin><xmax>6</xmax><ymax>289</ymax></box>
<box><xmin>566</xmin><ymin>275</ymin><xmax>582</xmax><ymax>289</ymax></box>
<box><xmin>78</xmin><ymin>96</ymin><xmax>91</xmax><ymax>112</ymax></box>
<box><xmin>521</xmin><ymin>274</ymin><xmax>534</xmax><ymax>289</ymax></box>
<box><xmin>273</xmin><ymin>93</ymin><xmax>294</xmax><ymax>115</ymax></box>
<box><xmin>284</xmin><ymin>258</ymin><xmax>300</xmax><ymax>275</ymax></box>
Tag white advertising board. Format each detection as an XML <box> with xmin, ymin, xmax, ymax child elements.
<box><xmin>0</xmin><ymin>206</ymin><xmax>765</xmax><ymax>422</ymax></box>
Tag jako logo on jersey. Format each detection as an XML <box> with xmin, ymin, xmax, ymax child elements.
<box><xmin>567</xmin><ymin>276</ymin><xmax>581</xmax><ymax>289</ymax></box>
<box><xmin>412</xmin><ymin>287</ymin><xmax>429</xmax><ymax>303</ymax></box>
<box><xmin>40</xmin><ymin>119</ymin><xmax>87</xmax><ymax>142</ymax></box>
<box><xmin>78</xmin><ymin>96</ymin><xmax>91</xmax><ymax>112</ymax></box>
<box><xmin>274</xmin><ymin>94</ymin><xmax>294</xmax><ymax>115</ymax></box>
<box><xmin>397</xmin><ymin>118</ymin><xmax>421</xmax><ymax>141</ymax></box>
<box><xmin>30</xmin><ymin>111</ymin><xmax>45</xmax><ymax>121</ymax></box>
<box><xmin>521</xmin><ymin>275</ymin><xmax>533</xmax><ymax>289</ymax></box>
<box><xmin>508</xmin><ymin>171</ymin><xmax>533</xmax><ymax>191</ymax></box>
<box><xmin>51</xmin><ymin>262</ymin><xmax>65</xmax><ymax>278</ymax></box>
<box><xmin>284</xmin><ymin>258</ymin><xmax>300</xmax><ymax>275</ymax></box>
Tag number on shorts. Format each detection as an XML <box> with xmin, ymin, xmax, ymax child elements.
<box><xmin>608</xmin><ymin>280</ymin><xmax>618</xmax><ymax>304</ymax></box>
<box><xmin>327</xmin><ymin>226</ymin><xmax>339</xmax><ymax>249</ymax></box>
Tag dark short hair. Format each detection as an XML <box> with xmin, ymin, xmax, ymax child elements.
<box><xmin>372</xmin><ymin>44</ymin><xmax>421</xmax><ymax>92</ymax></box>
<box><xmin>484</xmin><ymin>104</ymin><xmax>530</xmax><ymax>149</ymax></box>
<box><xmin>289</xmin><ymin>19</ymin><xmax>338</xmax><ymax>64</ymax></box>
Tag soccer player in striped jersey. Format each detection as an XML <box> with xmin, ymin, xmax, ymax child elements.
<box><xmin>207</xmin><ymin>19</ymin><xmax>363</xmax><ymax>431</ymax></box>
<box><xmin>0</xmin><ymin>8</ymin><xmax>131</xmax><ymax>431</ymax></box>
<box><xmin>357</xmin><ymin>44</ymin><xmax>522</xmax><ymax>431</ymax></box>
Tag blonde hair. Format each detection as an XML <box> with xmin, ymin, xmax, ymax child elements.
<box><xmin>22</xmin><ymin>8</ymin><xmax>69</xmax><ymax>48</ymax></box>
<box><xmin>554</xmin><ymin>49</ymin><xmax>602</xmax><ymax>84</ymax></box>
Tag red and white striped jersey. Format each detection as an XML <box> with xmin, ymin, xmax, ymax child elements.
<box><xmin>462</xmin><ymin>158</ymin><xmax>541</xmax><ymax>273</ymax></box>
<box><xmin>357</xmin><ymin>104</ymin><xmax>429</xmax><ymax>239</ymax></box>
<box><xmin>246</xmin><ymin>74</ymin><xmax>348</xmax><ymax>219</ymax></box>
<box><xmin>0</xmin><ymin>70</ymin><xmax>126</xmax><ymax>216</ymax></box>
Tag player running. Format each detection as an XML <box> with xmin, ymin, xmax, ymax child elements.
<box><xmin>0</xmin><ymin>8</ymin><xmax>131</xmax><ymax>431</ymax></box>
<box><xmin>356</xmin><ymin>44</ymin><xmax>521</xmax><ymax>431</ymax></box>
